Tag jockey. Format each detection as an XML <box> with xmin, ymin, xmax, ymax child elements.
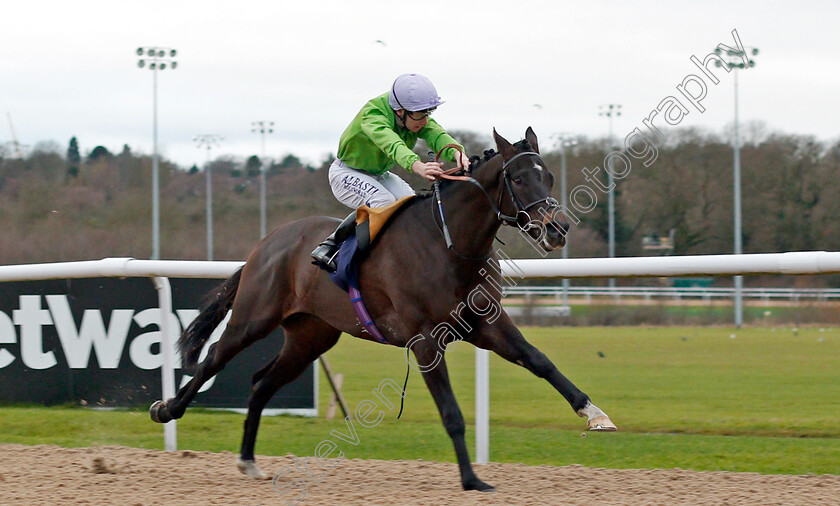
<box><xmin>311</xmin><ymin>73</ymin><xmax>471</xmax><ymax>272</ymax></box>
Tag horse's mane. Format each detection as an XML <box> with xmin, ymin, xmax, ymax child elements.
<box><xmin>416</xmin><ymin>138</ymin><xmax>534</xmax><ymax>198</ymax></box>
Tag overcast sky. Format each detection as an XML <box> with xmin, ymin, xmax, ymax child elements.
<box><xmin>2</xmin><ymin>0</ymin><xmax>838</xmax><ymax>169</ymax></box>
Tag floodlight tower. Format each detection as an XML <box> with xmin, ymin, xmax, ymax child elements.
<box><xmin>599</xmin><ymin>103</ymin><xmax>621</xmax><ymax>289</ymax></box>
<box><xmin>251</xmin><ymin>121</ymin><xmax>274</xmax><ymax>238</ymax></box>
<box><xmin>194</xmin><ymin>134</ymin><xmax>223</xmax><ymax>261</ymax></box>
<box><xmin>554</xmin><ymin>133</ymin><xmax>577</xmax><ymax>307</ymax></box>
<box><xmin>715</xmin><ymin>45</ymin><xmax>759</xmax><ymax>328</ymax></box>
<box><xmin>136</xmin><ymin>46</ymin><xmax>177</xmax><ymax>260</ymax></box>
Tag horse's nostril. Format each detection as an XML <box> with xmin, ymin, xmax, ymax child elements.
<box><xmin>547</xmin><ymin>219</ymin><xmax>569</xmax><ymax>236</ymax></box>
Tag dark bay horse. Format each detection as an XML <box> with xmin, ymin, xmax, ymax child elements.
<box><xmin>149</xmin><ymin>128</ymin><xmax>616</xmax><ymax>492</ymax></box>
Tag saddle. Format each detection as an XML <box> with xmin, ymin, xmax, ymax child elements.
<box><xmin>330</xmin><ymin>196</ymin><xmax>414</xmax><ymax>292</ymax></box>
<box><xmin>328</xmin><ymin>196</ymin><xmax>415</xmax><ymax>345</ymax></box>
<box><xmin>354</xmin><ymin>195</ymin><xmax>415</xmax><ymax>253</ymax></box>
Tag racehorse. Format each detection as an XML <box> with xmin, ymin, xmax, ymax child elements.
<box><xmin>149</xmin><ymin>128</ymin><xmax>616</xmax><ymax>492</ymax></box>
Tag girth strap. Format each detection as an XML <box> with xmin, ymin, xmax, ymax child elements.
<box><xmin>349</xmin><ymin>287</ymin><xmax>389</xmax><ymax>345</ymax></box>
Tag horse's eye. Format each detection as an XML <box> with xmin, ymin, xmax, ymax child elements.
<box><xmin>513</xmin><ymin>177</ymin><xmax>523</xmax><ymax>185</ymax></box>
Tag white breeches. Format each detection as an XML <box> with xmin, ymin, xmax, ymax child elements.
<box><xmin>328</xmin><ymin>158</ymin><xmax>416</xmax><ymax>209</ymax></box>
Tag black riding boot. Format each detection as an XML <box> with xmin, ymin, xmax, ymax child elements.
<box><xmin>311</xmin><ymin>212</ymin><xmax>357</xmax><ymax>273</ymax></box>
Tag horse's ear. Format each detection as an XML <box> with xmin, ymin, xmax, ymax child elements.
<box><xmin>525</xmin><ymin>126</ymin><xmax>539</xmax><ymax>153</ymax></box>
<box><xmin>493</xmin><ymin>128</ymin><xmax>516</xmax><ymax>160</ymax></box>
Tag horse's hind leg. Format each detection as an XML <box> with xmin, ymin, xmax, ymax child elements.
<box><xmin>473</xmin><ymin>314</ymin><xmax>616</xmax><ymax>431</ymax></box>
<box><xmin>151</xmin><ymin>317</ymin><xmax>279</xmax><ymax>423</ymax></box>
<box><xmin>237</xmin><ymin>316</ymin><xmax>341</xmax><ymax>479</ymax></box>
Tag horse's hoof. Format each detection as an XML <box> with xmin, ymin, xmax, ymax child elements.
<box><xmin>149</xmin><ymin>400</ymin><xmax>173</xmax><ymax>424</ymax></box>
<box><xmin>587</xmin><ymin>415</ymin><xmax>617</xmax><ymax>431</ymax></box>
<box><xmin>237</xmin><ymin>458</ymin><xmax>269</xmax><ymax>480</ymax></box>
<box><xmin>464</xmin><ymin>477</ymin><xmax>495</xmax><ymax>492</ymax></box>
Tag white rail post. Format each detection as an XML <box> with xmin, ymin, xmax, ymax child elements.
<box><xmin>152</xmin><ymin>276</ymin><xmax>177</xmax><ymax>451</ymax></box>
<box><xmin>475</xmin><ymin>348</ymin><xmax>489</xmax><ymax>464</ymax></box>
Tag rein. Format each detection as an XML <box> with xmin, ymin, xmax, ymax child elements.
<box><xmin>434</xmin><ymin>145</ymin><xmax>515</xmax><ymax>226</ymax></box>
<box><xmin>429</xmin><ymin>147</ymin><xmax>493</xmax><ymax>260</ymax></box>
<box><xmin>432</xmin><ymin>144</ymin><xmax>560</xmax><ymax>236</ymax></box>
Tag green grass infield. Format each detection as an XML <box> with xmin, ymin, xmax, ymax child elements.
<box><xmin>1</xmin><ymin>326</ymin><xmax>838</xmax><ymax>475</ymax></box>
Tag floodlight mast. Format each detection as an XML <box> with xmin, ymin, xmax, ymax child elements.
<box><xmin>553</xmin><ymin>132</ymin><xmax>577</xmax><ymax>307</ymax></box>
<box><xmin>715</xmin><ymin>45</ymin><xmax>758</xmax><ymax>328</ymax></box>
<box><xmin>251</xmin><ymin>121</ymin><xmax>274</xmax><ymax>238</ymax></box>
<box><xmin>136</xmin><ymin>46</ymin><xmax>178</xmax><ymax>260</ymax></box>
<box><xmin>599</xmin><ymin>103</ymin><xmax>621</xmax><ymax>289</ymax></box>
<box><xmin>193</xmin><ymin>134</ymin><xmax>224</xmax><ymax>261</ymax></box>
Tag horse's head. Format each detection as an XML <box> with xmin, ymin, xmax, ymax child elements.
<box><xmin>492</xmin><ymin>127</ymin><xmax>569</xmax><ymax>251</ymax></box>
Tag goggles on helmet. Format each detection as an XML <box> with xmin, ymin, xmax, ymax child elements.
<box><xmin>405</xmin><ymin>108</ymin><xmax>436</xmax><ymax>121</ymax></box>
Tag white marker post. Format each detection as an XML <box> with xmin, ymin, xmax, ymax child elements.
<box><xmin>475</xmin><ymin>348</ymin><xmax>489</xmax><ymax>464</ymax></box>
<box><xmin>153</xmin><ymin>276</ymin><xmax>177</xmax><ymax>451</ymax></box>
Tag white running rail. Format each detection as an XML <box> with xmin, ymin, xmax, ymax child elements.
<box><xmin>3</xmin><ymin>251</ymin><xmax>840</xmax><ymax>462</ymax></box>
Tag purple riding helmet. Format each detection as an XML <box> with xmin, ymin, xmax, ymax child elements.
<box><xmin>388</xmin><ymin>73</ymin><xmax>445</xmax><ymax>112</ymax></box>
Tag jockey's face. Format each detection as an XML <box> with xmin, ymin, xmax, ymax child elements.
<box><xmin>398</xmin><ymin>109</ymin><xmax>429</xmax><ymax>132</ymax></box>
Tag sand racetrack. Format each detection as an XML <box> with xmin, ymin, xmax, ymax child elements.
<box><xmin>1</xmin><ymin>444</ymin><xmax>838</xmax><ymax>505</ymax></box>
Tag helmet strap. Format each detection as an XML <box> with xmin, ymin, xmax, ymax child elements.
<box><xmin>394</xmin><ymin>109</ymin><xmax>407</xmax><ymax>129</ymax></box>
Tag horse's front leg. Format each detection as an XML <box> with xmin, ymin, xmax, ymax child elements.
<box><xmin>410</xmin><ymin>338</ymin><xmax>495</xmax><ymax>492</ymax></box>
<box><xmin>472</xmin><ymin>314</ymin><xmax>616</xmax><ymax>431</ymax></box>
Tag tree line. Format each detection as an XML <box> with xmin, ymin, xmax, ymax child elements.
<box><xmin>1</xmin><ymin>124</ymin><xmax>839</xmax><ymax>286</ymax></box>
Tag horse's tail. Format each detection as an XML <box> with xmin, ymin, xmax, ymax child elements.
<box><xmin>178</xmin><ymin>267</ymin><xmax>243</xmax><ymax>369</ymax></box>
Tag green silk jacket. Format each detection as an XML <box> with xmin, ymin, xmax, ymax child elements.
<box><xmin>336</xmin><ymin>92</ymin><xmax>463</xmax><ymax>175</ymax></box>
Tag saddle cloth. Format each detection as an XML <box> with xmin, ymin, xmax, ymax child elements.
<box><xmin>328</xmin><ymin>195</ymin><xmax>415</xmax><ymax>345</ymax></box>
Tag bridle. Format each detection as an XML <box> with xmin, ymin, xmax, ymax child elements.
<box><xmin>435</xmin><ymin>145</ymin><xmax>560</xmax><ymax>227</ymax></box>
<box><xmin>430</xmin><ymin>145</ymin><xmax>561</xmax><ymax>257</ymax></box>
<box><xmin>497</xmin><ymin>151</ymin><xmax>561</xmax><ymax>226</ymax></box>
